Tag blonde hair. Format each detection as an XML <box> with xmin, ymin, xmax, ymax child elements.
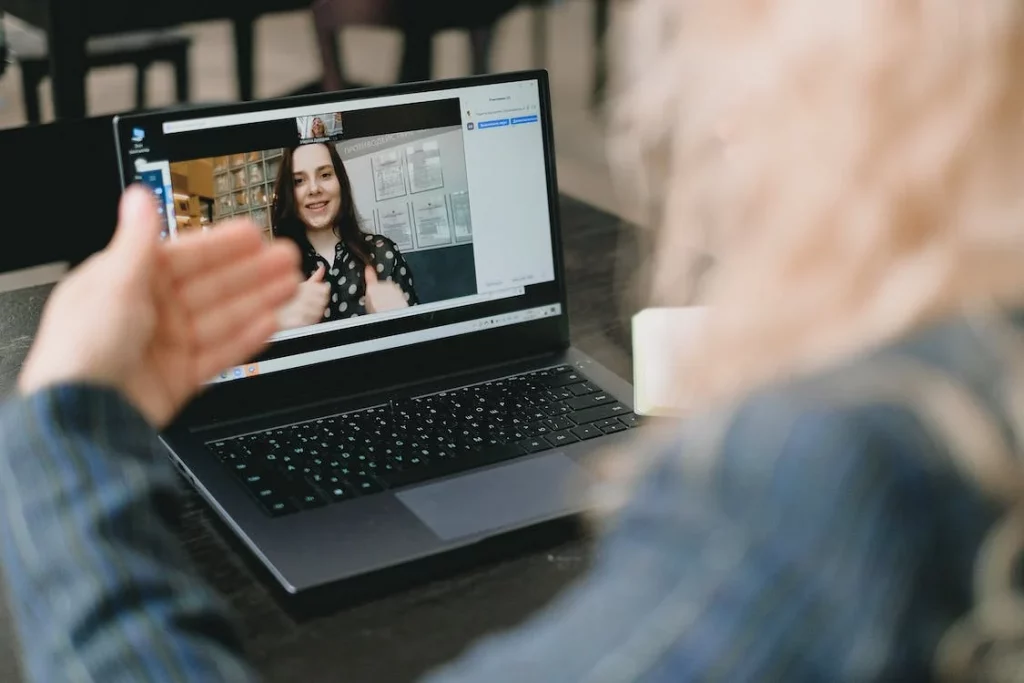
<box><xmin>611</xmin><ymin>0</ymin><xmax>1024</xmax><ymax>411</ymax></box>
<box><xmin>601</xmin><ymin>4</ymin><xmax>1024</xmax><ymax>679</ymax></box>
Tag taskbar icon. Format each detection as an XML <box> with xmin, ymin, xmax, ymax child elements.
<box><xmin>218</xmin><ymin>363</ymin><xmax>260</xmax><ymax>382</ymax></box>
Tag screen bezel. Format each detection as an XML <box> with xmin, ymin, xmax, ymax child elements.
<box><xmin>113</xmin><ymin>70</ymin><xmax>570</xmax><ymax>425</ymax></box>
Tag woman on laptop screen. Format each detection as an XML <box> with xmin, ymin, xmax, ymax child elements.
<box><xmin>272</xmin><ymin>142</ymin><xmax>419</xmax><ymax>329</ymax></box>
<box><xmin>310</xmin><ymin>117</ymin><xmax>326</xmax><ymax>139</ymax></box>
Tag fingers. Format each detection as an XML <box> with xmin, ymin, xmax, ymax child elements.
<box><xmin>297</xmin><ymin>274</ymin><xmax>330</xmax><ymax>311</ymax></box>
<box><xmin>308</xmin><ymin>264</ymin><xmax>326</xmax><ymax>283</ymax></box>
<box><xmin>364</xmin><ymin>279</ymin><xmax>408</xmax><ymax>314</ymax></box>
<box><xmin>163</xmin><ymin>219</ymin><xmax>265</xmax><ymax>282</ymax></box>
<box><xmin>301</xmin><ymin>299</ymin><xmax>327</xmax><ymax>325</ymax></box>
<box><xmin>295</xmin><ymin>281</ymin><xmax>330</xmax><ymax>325</ymax></box>
<box><xmin>364</xmin><ymin>265</ymin><xmax>379</xmax><ymax>286</ymax></box>
<box><xmin>113</xmin><ymin>185</ymin><xmax>162</xmax><ymax>252</ymax></box>
<box><xmin>109</xmin><ymin>186</ymin><xmax>163</xmax><ymax>282</ymax></box>
<box><xmin>311</xmin><ymin>279</ymin><xmax>330</xmax><ymax>306</ymax></box>
<box><xmin>193</xmin><ymin>311</ymin><xmax>280</xmax><ymax>384</ymax></box>
<box><xmin>178</xmin><ymin>242</ymin><xmax>299</xmax><ymax>312</ymax></box>
<box><xmin>275</xmin><ymin>275</ymin><xmax>330</xmax><ymax>329</ymax></box>
<box><xmin>190</xmin><ymin>268</ymin><xmax>299</xmax><ymax>346</ymax></box>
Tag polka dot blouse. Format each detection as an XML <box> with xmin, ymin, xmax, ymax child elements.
<box><xmin>304</xmin><ymin>234</ymin><xmax>419</xmax><ymax>321</ymax></box>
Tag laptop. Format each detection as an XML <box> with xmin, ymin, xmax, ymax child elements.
<box><xmin>111</xmin><ymin>71</ymin><xmax>645</xmax><ymax>595</ymax></box>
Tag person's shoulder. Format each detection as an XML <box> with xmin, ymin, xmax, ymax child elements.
<box><xmin>603</xmin><ymin>311</ymin><xmax>1023</xmax><ymax>570</ymax></box>
<box><xmin>774</xmin><ymin>309</ymin><xmax>1015</xmax><ymax>419</ymax></box>
<box><xmin>720</xmin><ymin>310</ymin><xmax>1022</xmax><ymax>488</ymax></box>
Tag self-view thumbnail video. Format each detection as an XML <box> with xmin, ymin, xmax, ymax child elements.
<box><xmin>296</xmin><ymin>111</ymin><xmax>344</xmax><ymax>143</ymax></box>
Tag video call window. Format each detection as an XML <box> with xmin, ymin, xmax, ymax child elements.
<box><xmin>166</xmin><ymin>106</ymin><xmax>477</xmax><ymax>338</ymax></box>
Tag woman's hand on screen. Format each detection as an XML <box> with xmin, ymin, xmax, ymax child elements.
<box><xmin>364</xmin><ymin>266</ymin><xmax>410</xmax><ymax>314</ymax></box>
<box><xmin>277</xmin><ymin>265</ymin><xmax>330</xmax><ymax>330</ymax></box>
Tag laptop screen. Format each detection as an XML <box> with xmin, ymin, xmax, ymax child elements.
<box><xmin>113</xmin><ymin>75</ymin><xmax>562</xmax><ymax>384</ymax></box>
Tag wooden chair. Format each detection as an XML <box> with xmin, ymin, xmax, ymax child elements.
<box><xmin>592</xmin><ymin>0</ymin><xmax>610</xmax><ymax>107</ymax></box>
<box><xmin>311</xmin><ymin>0</ymin><xmax>536</xmax><ymax>91</ymax></box>
<box><xmin>3</xmin><ymin>15</ymin><xmax>191</xmax><ymax>124</ymax></box>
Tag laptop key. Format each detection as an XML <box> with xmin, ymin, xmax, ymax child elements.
<box><xmin>543</xmin><ymin>416</ymin><xmax>575</xmax><ymax>431</ymax></box>
<box><xmin>568</xmin><ymin>402</ymin><xmax>629</xmax><ymax>424</ymax></box>
<box><xmin>541</xmin><ymin>371</ymin><xmax>584</xmax><ymax>388</ymax></box>
<box><xmin>502</xmin><ymin>428</ymin><xmax>528</xmax><ymax>442</ymax></box>
<box><xmin>217</xmin><ymin>451</ymin><xmax>244</xmax><ymax>466</ymax></box>
<box><xmin>207</xmin><ymin>441</ymin><xmax>231</xmax><ymax>459</ymax></box>
<box><xmin>543</xmin><ymin>403</ymin><xmax>572</xmax><ymax>417</ymax></box>
<box><xmin>326</xmin><ymin>486</ymin><xmax>350</xmax><ymax>503</ymax></box>
<box><xmin>396</xmin><ymin>452</ymin><xmax>428</xmax><ymax>468</ymax></box>
<box><xmin>545</xmin><ymin>387</ymin><xmax>574</xmax><ymax>402</ymax></box>
<box><xmin>570</xmin><ymin>424</ymin><xmax>603</xmax><ymax>440</ymax></box>
<box><xmin>568</xmin><ymin>382</ymin><xmax>599</xmax><ymax>397</ymax></box>
<box><xmin>517</xmin><ymin>437</ymin><xmax>552</xmax><ymax>454</ymax></box>
<box><xmin>527</xmin><ymin>409</ymin><xmax>548</xmax><ymax>422</ymax></box>
<box><xmin>297</xmin><ymin>491</ymin><xmax>327</xmax><ymax>510</ymax></box>
<box><xmin>375</xmin><ymin>460</ymin><xmax>400</xmax><ymax>475</ymax></box>
<box><xmin>600</xmin><ymin>422</ymin><xmax>628</xmax><ymax>435</ymax></box>
<box><xmin>565</xmin><ymin>393</ymin><xmax>615</xmax><ymax>411</ymax></box>
<box><xmin>544</xmin><ymin>430</ymin><xmax>579</xmax><ymax>447</ymax></box>
<box><xmin>243</xmin><ymin>472</ymin><xmax>267</xmax><ymax>487</ymax></box>
<box><xmin>619</xmin><ymin>413</ymin><xmax>643</xmax><ymax>428</ymax></box>
<box><xmin>265</xmin><ymin>499</ymin><xmax>297</xmax><ymax>517</ymax></box>
<box><xmin>349</xmin><ymin>473</ymin><xmax>383</xmax><ymax>494</ymax></box>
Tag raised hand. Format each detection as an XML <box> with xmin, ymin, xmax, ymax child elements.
<box><xmin>364</xmin><ymin>265</ymin><xmax>409</xmax><ymax>314</ymax></box>
<box><xmin>277</xmin><ymin>264</ymin><xmax>330</xmax><ymax>330</ymax></box>
<box><xmin>18</xmin><ymin>186</ymin><xmax>300</xmax><ymax>428</ymax></box>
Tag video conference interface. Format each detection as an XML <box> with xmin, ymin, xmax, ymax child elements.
<box><xmin>116</xmin><ymin>80</ymin><xmax>559</xmax><ymax>381</ymax></box>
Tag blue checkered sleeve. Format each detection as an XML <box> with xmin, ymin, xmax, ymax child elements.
<box><xmin>0</xmin><ymin>385</ymin><xmax>259</xmax><ymax>683</ymax></box>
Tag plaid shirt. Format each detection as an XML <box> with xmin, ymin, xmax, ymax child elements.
<box><xmin>1</xmin><ymin>313</ymin><xmax>1022</xmax><ymax>682</ymax></box>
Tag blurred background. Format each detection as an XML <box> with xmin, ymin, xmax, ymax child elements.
<box><xmin>0</xmin><ymin>1</ymin><xmax>631</xmax><ymax>222</ymax></box>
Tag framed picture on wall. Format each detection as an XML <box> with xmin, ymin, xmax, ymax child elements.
<box><xmin>378</xmin><ymin>205</ymin><xmax>414</xmax><ymax>250</ymax></box>
<box><xmin>412</xmin><ymin>197</ymin><xmax>453</xmax><ymax>249</ymax></box>
<box><xmin>406</xmin><ymin>140</ymin><xmax>445</xmax><ymax>194</ymax></box>
<box><xmin>449</xmin><ymin>191</ymin><xmax>472</xmax><ymax>243</ymax></box>
<box><xmin>372</xmin><ymin>150</ymin><xmax>408</xmax><ymax>202</ymax></box>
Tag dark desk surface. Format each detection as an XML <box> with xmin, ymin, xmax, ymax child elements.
<box><xmin>0</xmin><ymin>195</ymin><xmax>638</xmax><ymax>683</ymax></box>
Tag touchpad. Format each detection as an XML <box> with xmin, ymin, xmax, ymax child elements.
<box><xmin>396</xmin><ymin>454</ymin><xmax>587</xmax><ymax>541</ymax></box>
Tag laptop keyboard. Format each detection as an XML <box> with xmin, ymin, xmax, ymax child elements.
<box><xmin>206</xmin><ymin>365</ymin><xmax>643</xmax><ymax>517</ymax></box>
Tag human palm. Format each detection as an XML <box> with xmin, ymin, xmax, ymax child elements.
<box><xmin>19</xmin><ymin>187</ymin><xmax>300</xmax><ymax>427</ymax></box>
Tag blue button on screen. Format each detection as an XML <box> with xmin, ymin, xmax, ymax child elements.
<box><xmin>511</xmin><ymin>115</ymin><xmax>539</xmax><ymax>125</ymax></box>
<box><xmin>478</xmin><ymin>118</ymin><xmax>510</xmax><ymax>129</ymax></box>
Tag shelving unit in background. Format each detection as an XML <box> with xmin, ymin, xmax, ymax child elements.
<box><xmin>169</xmin><ymin>158</ymin><xmax>214</xmax><ymax>236</ymax></box>
<box><xmin>212</xmin><ymin>149</ymin><xmax>283</xmax><ymax>240</ymax></box>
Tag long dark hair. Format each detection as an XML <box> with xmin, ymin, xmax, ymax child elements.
<box><xmin>271</xmin><ymin>142</ymin><xmax>370</xmax><ymax>274</ymax></box>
